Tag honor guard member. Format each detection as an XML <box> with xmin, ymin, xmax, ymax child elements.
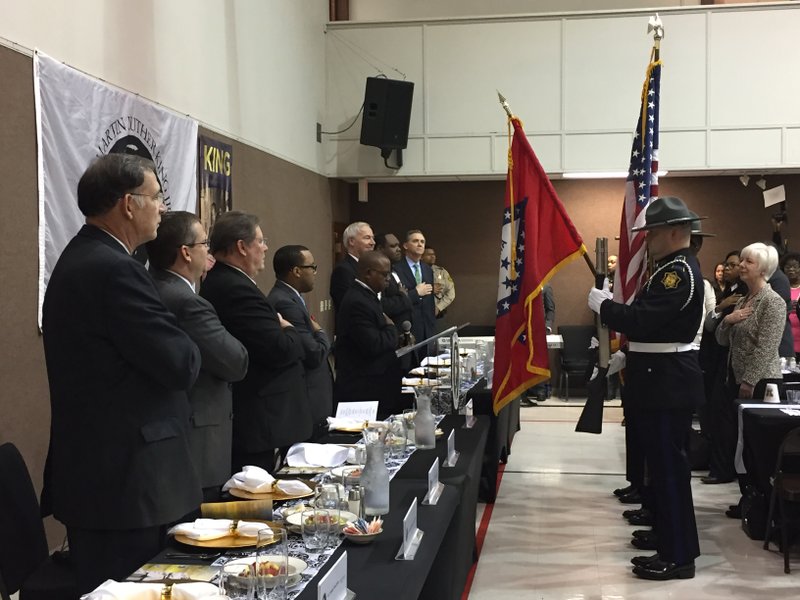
<box><xmin>588</xmin><ymin>196</ymin><xmax>704</xmax><ymax>581</ymax></box>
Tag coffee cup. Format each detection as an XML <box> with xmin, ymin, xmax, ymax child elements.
<box><xmin>764</xmin><ymin>383</ymin><xmax>780</xmax><ymax>403</ymax></box>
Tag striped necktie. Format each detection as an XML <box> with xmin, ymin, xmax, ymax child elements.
<box><xmin>413</xmin><ymin>262</ymin><xmax>421</xmax><ymax>284</ymax></box>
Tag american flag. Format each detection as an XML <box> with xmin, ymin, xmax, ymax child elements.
<box><xmin>614</xmin><ymin>55</ymin><xmax>661</xmax><ymax>304</ymax></box>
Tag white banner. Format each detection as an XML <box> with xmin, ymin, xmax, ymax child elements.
<box><xmin>34</xmin><ymin>51</ymin><xmax>198</xmax><ymax>326</ymax></box>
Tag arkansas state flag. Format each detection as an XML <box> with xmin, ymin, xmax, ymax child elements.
<box><xmin>492</xmin><ymin>118</ymin><xmax>586</xmax><ymax>415</ymax></box>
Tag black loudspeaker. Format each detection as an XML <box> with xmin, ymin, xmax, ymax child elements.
<box><xmin>360</xmin><ymin>77</ymin><xmax>414</xmax><ymax>151</ymax></box>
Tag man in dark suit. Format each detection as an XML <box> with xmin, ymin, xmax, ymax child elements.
<box><xmin>394</xmin><ymin>229</ymin><xmax>435</xmax><ymax>357</ymax></box>
<box><xmin>200</xmin><ymin>211</ymin><xmax>310</xmax><ymax>473</ymax></box>
<box><xmin>334</xmin><ymin>251</ymin><xmax>402</xmax><ymax>417</ymax></box>
<box><xmin>330</xmin><ymin>221</ymin><xmax>375</xmax><ymax>318</ymax></box>
<box><xmin>267</xmin><ymin>245</ymin><xmax>333</xmax><ymax>440</ymax></box>
<box><xmin>147</xmin><ymin>211</ymin><xmax>249</xmax><ymax>501</ymax></box>
<box><xmin>375</xmin><ymin>233</ymin><xmax>413</xmax><ymax>335</ymax></box>
<box><xmin>42</xmin><ymin>154</ymin><xmax>202</xmax><ymax>593</ymax></box>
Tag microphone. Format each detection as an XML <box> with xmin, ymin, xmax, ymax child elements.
<box><xmin>400</xmin><ymin>321</ymin><xmax>413</xmax><ymax>347</ymax></box>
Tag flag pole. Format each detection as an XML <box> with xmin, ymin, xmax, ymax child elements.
<box><xmin>497</xmin><ymin>90</ymin><xmax>598</xmax><ymax>279</ymax></box>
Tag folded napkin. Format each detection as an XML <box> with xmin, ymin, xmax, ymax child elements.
<box><xmin>222</xmin><ymin>465</ymin><xmax>274</xmax><ymax>493</ymax></box>
<box><xmin>82</xmin><ymin>580</ymin><xmax>219</xmax><ymax>600</ymax></box>
<box><xmin>326</xmin><ymin>417</ymin><xmax>366</xmax><ymax>432</ymax></box>
<box><xmin>275</xmin><ymin>479</ymin><xmax>313</xmax><ymax>495</ymax></box>
<box><xmin>169</xmin><ymin>518</ymin><xmax>268</xmax><ymax>541</ymax></box>
<box><xmin>286</xmin><ymin>443</ymin><xmax>349</xmax><ymax>468</ymax></box>
<box><xmin>401</xmin><ymin>377</ymin><xmax>440</xmax><ymax>387</ymax></box>
<box><xmin>421</xmin><ymin>354</ymin><xmax>451</xmax><ymax>367</ymax></box>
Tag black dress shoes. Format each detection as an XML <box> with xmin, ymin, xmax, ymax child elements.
<box><xmin>618</xmin><ymin>490</ymin><xmax>643</xmax><ymax>504</ymax></box>
<box><xmin>632</xmin><ymin>559</ymin><xmax>695</xmax><ymax>580</ymax></box>
<box><xmin>630</xmin><ymin>553</ymin><xmax>659</xmax><ymax>568</ymax></box>
<box><xmin>627</xmin><ymin>512</ymin><xmax>654</xmax><ymax>526</ymax></box>
<box><xmin>701</xmin><ymin>475</ymin><xmax>735</xmax><ymax>484</ymax></box>
<box><xmin>631</xmin><ymin>531</ymin><xmax>658</xmax><ymax>550</ymax></box>
<box><xmin>631</xmin><ymin>529</ymin><xmax>654</xmax><ymax>539</ymax></box>
<box><xmin>725</xmin><ymin>504</ymin><xmax>742</xmax><ymax>519</ymax></box>
<box><xmin>520</xmin><ymin>397</ymin><xmax>538</xmax><ymax>407</ymax></box>
<box><xmin>622</xmin><ymin>507</ymin><xmax>650</xmax><ymax>519</ymax></box>
<box><xmin>613</xmin><ymin>484</ymin><xmax>636</xmax><ymax>497</ymax></box>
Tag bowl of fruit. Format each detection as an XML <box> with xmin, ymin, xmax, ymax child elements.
<box><xmin>223</xmin><ymin>556</ymin><xmax>307</xmax><ymax>588</ymax></box>
<box><xmin>342</xmin><ymin>517</ymin><xmax>383</xmax><ymax>544</ymax></box>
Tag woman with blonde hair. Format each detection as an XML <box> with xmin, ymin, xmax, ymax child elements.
<box><xmin>715</xmin><ymin>242</ymin><xmax>786</xmax><ymax>517</ymax></box>
<box><xmin>716</xmin><ymin>242</ymin><xmax>785</xmax><ymax>400</ymax></box>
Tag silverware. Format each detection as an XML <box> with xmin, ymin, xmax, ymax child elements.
<box><xmin>163</xmin><ymin>552</ymin><xmax>222</xmax><ymax>561</ymax></box>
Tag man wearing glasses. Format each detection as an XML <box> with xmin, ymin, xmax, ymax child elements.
<box><xmin>268</xmin><ymin>245</ymin><xmax>333</xmax><ymax>440</ymax></box>
<box><xmin>42</xmin><ymin>153</ymin><xmax>202</xmax><ymax>592</ymax></box>
<box><xmin>200</xmin><ymin>211</ymin><xmax>311</xmax><ymax>473</ymax></box>
<box><xmin>147</xmin><ymin>211</ymin><xmax>249</xmax><ymax>501</ymax></box>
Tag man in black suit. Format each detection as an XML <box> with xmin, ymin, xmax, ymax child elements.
<box><xmin>334</xmin><ymin>251</ymin><xmax>402</xmax><ymax>417</ymax></box>
<box><xmin>330</xmin><ymin>221</ymin><xmax>375</xmax><ymax>318</ymax></box>
<box><xmin>147</xmin><ymin>211</ymin><xmax>249</xmax><ymax>501</ymax></box>
<box><xmin>200</xmin><ymin>211</ymin><xmax>310</xmax><ymax>473</ymax></box>
<box><xmin>267</xmin><ymin>245</ymin><xmax>333</xmax><ymax>440</ymax></box>
<box><xmin>394</xmin><ymin>229</ymin><xmax>436</xmax><ymax>357</ymax></box>
<box><xmin>375</xmin><ymin>233</ymin><xmax>413</xmax><ymax>335</ymax></box>
<box><xmin>42</xmin><ymin>154</ymin><xmax>202</xmax><ymax>593</ymax></box>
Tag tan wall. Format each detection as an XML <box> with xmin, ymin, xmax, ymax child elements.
<box><xmin>351</xmin><ymin>176</ymin><xmax>800</xmax><ymax>332</ymax></box>
<box><xmin>0</xmin><ymin>45</ymin><xmax>349</xmax><ymax>546</ymax></box>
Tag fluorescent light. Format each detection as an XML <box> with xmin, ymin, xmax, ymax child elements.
<box><xmin>756</xmin><ymin>177</ymin><xmax>767</xmax><ymax>191</ymax></box>
<box><xmin>739</xmin><ymin>174</ymin><xmax>750</xmax><ymax>187</ymax></box>
<box><xmin>562</xmin><ymin>170</ymin><xmax>668</xmax><ymax>179</ymax></box>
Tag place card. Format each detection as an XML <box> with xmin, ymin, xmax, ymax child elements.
<box><xmin>335</xmin><ymin>401</ymin><xmax>378</xmax><ymax>421</ymax></box>
<box><xmin>422</xmin><ymin>459</ymin><xmax>444</xmax><ymax>505</ymax></box>
<box><xmin>395</xmin><ymin>498</ymin><xmax>424</xmax><ymax>560</ymax></box>
<box><xmin>442</xmin><ymin>429</ymin><xmax>459</xmax><ymax>468</ymax></box>
<box><xmin>462</xmin><ymin>399</ymin><xmax>476</xmax><ymax>429</ymax></box>
<box><xmin>317</xmin><ymin>552</ymin><xmax>354</xmax><ymax>600</ymax></box>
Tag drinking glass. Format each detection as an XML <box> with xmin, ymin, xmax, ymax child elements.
<box><xmin>219</xmin><ymin>562</ymin><xmax>254</xmax><ymax>600</ymax></box>
<box><xmin>402</xmin><ymin>409</ymin><xmax>416</xmax><ymax>444</ymax></box>
<box><xmin>301</xmin><ymin>509</ymin><xmax>330</xmax><ymax>552</ymax></box>
<box><xmin>255</xmin><ymin>527</ymin><xmax>288</xmax><ymax>600</ymax></box>
<box><xmin>787</xmin><ymin>390</ymin><xmax>800</xmax><ymax>405</ymax></box>
<box><xmin>314</xmin><ymin>483</ymin><xmax>342</xmax><ymax>538</ymax></box>
<box><xmin>386</xmin><ymin>415</ymin><xmax>408</xmax><ymax>458</ymax></box>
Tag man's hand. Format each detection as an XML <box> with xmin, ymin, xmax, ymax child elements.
<box><xmin>310</xmin><ymin>315</ymin><xmax>322</xmax><ymax>333</ymax></box>
<box><xmin>277</xmin><ymin>312</ymin><xmax>294</xmax><ymax>329</ymax></box>
<box><xmin>607</xmin><ymin>350</ymin><xmax>626</xmax><ymax>376</ymax></box>
<box><xmin>588</xmin><ymin>279</ymin><xmax>612</xmax><ymax>313</ymax></box>
<box><xmin>416</xmin><ymin>283</ymin><xmax>433</xmax><ymax>296</ymax></box>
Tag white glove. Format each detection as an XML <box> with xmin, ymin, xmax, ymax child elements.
<box><xmin>589</xmin><ymin>366</ymin><xmax>599</xmax><ymax>381</ymax></box>
<box><xmin>588</xmin><ymin>283</ymin><xmax>613</xmax><ymax>313</ymax></box>
<box><xmin>607</xmin><ymin>350</ymin><xmax>626</xmax><ymax>376</ymax></box>
<box><xmin>589</xmin><ymin>336</ymin><xmax>599</xmax><ymax>349</ymax></box>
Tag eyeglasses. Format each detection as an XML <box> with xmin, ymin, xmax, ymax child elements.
<box><xmin>296</xmin><ymin>264</ymin><xmax>318</xmax><ymax>273</ymax></box>
<box><xmin>182</xmin><ymin>240</ymin><xmax>210</xmax><ymax>248</ymax></box>
<box><xmin>130</xmin><ymin>191</ymin><xmax>165</xmax><ymax>205</ymax></box>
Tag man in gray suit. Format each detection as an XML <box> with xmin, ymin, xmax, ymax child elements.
<box><xmin>147</xmin><ymin>211</ymin><xmax>249</xmax><ymax>500</ymax></box>
<box><xmin>267</xmin><ymin>245</ymin><xmax>333</xmax><ymax>439</ymax></box>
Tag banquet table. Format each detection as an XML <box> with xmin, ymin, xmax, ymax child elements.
<box><xmin>736</xmin><ymin>401</ymin><xmax>800</xmax><ymax>496</ymax></box>
<box><xmin>144</xmin><ymin>418</ymin><xmax>488</xmax><ymax>600</ymax></box>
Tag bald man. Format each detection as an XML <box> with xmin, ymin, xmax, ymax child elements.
<box><xmin>333</xmin><ymin>251</ymin><xmax>402</xmax><ymax>418</ymax></box>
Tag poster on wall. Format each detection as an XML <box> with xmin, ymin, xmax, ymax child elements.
<box><xmin>33</xmin><ymin>51</ymin><xmax>198</xmax><ymax>327</ymax></box>
<box><xmin>197</xmin><ymin>135</ymin><xmax>233</xmax><ymax>234</ymax></box>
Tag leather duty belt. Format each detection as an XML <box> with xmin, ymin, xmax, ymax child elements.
<box><xmin>628</xmin><ymin>342</ymin><xmax>694</xmax><ymax>353</ymax></box>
